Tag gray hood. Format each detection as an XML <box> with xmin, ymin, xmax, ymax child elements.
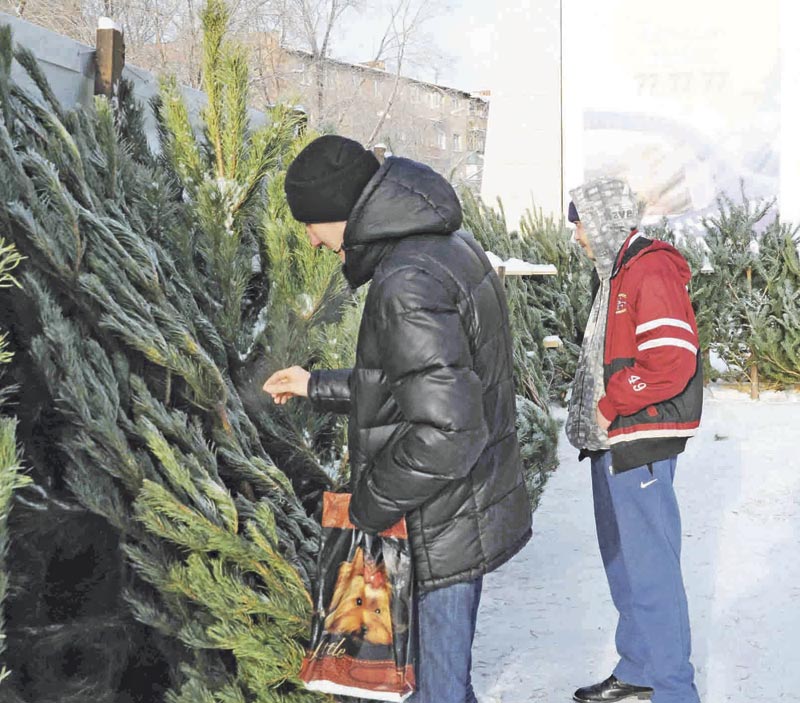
<box><xmin>569</xmin><ymin>178</ymin><xmax>642</xmax><ymax>279</ymax></box>
<box><xmin>565</xmin><ymin>177</ymin><xmax>642</xmax><ymax>454</ymax></box>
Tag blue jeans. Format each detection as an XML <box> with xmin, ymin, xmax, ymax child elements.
<box><xmin>591</xmin><ymin>452</ymin><xmax>701</xmax><ymax>703</ymax></box>
<box><xmin>409</xmin><ymin>576</ymin><xmax>483</xmax><ymax>703</ymax></box>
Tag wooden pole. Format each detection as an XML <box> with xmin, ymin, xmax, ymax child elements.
<box><xmin>746</xmin><ymin>266</ymin><xmax>760</xmax><ymax>400</ymax></box>
<box><xmin>372</xmin><ymin>144</ymin><xmax>388</xmax><ymax>164</ymax></box>
<box><xmin>750</xmin><ymin>363</ymin><xmax>760</xmax><ymax>400</ymax></box>
<box><xmin>94</xmin><ymin>18</ymin><xmax>125</xmax><ymax>98</ymax></box>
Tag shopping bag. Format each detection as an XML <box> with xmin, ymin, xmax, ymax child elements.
<box><xmin>299</xmin><ymin>491</ymin><xmax>416</xmax><ymax>701</ymax></box>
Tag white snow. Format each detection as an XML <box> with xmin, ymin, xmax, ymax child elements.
<box><xmin>237</xmin><ymin>305</ymin><xmax>271</xmax><ymax>362</ymax></box>
<box><xmin>483</xmin><ymin>251</ymin><xmax>558</xmax><ymax>276</ymax></box>
<box><xmin>473</xmin><ymin>390</ymin><xmax>800</xmax><ymax>702</ymax></box>
<box><xmin>709</xmin><ymin>349</ymin><xmax>730</xmax><ymax>374</ymax></box>
<box><xmin>97</xmin><ymin>16</ymin><xmax>122</xmax><ymax>31</ymax></box>
<box><xmin>484</xmin><ymin>251</ymin><xmax>505</xmax><ymax>269</ymax></box>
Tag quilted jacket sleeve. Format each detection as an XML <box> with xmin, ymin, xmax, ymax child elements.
<box><xmin>349</xmin><ymin>265</ymin><xmax>489</xmax><ymax>533</ymax></box>
<box><xmin>308</xmin><ymin>369</ymin><xmax>352</xmax><ymax>415</ymax></box>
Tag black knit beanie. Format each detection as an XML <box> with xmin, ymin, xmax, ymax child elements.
<box><xmin>568</xmin><ymin>201</ymin><xmax>580</xmax><ymax>223</ymax></box>
<box><xmin>284</xmin><ymin>135</ymin><xmax>380</xmax><ymax>224</ymax></box>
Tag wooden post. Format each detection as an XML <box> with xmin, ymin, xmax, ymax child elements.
<box><xmin>291</xmin><ymin>107</ymin><xmax>308</xmax><ymax>136</ymax></box>
<box><xmin>497</xmin><ymin>264</ymin><xmax>506</xmax><ymax>286</ymax></box>
<box><xmin>746</xmin><ymin>266</ymin><xmax>760</xmax><ymax>400</ymax></box>
<box><xmin>94</xmin><ymin>18</ymin><xmax>125</xmax><ymax>98</ymax></box>
<box><xmin>750</xmin><ymin>363</ymin><xmax>760</xmax><ymax>400</ymax></box>
<box><xmin>372</xmin><ymin>144</ymin><xmax>388</xmax><ymax>163</ymax></box>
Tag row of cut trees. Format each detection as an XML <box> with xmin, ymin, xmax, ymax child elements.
<box><xmin>654</xmin><ymin>194</ymin><xmax>800</xmax><ymax>396</ymax></box>
<box><xmin>0</xmin><ymin>2</ymin><xmax>358</xmax><ymax>698</ymax></box>
<box><xmin>0</xmin><ymin>3</ymin><xmax>565</xmax><ymax>701</ymax></box>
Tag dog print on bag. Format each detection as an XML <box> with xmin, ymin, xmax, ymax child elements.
<box><xmin>324</xmin><ymin>546</ymin><xmax>393</xmax><ymax>645</ymax></box>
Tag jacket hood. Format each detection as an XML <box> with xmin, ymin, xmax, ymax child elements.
<box><xmin>569</xmin><ymin>177</ymin><xmax>642</xmax><ymax>279</ymax></box>
<box><xmin>342</xmin><ymin>156</ymin><xmax>463</xmax><ymax>287</ymax></box>
<box><xmin>617</xmin><ymin>236</ymin><xmax>692</xmax><ymax>286</ymax></box>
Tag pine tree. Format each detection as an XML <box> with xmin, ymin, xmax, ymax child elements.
<box><xmin>239</xmin><ymin>132</ymin><xmax>361</xmax><ymax>499</ymax></box>
<box><xmin>517</xmin><ymin>206</ymin><xmax>594</xmax><ymax>401</ymax></box>
<box><xmin>149</xmin><ymin>0</ymin><xmax>357</xmax><ymax>510</ymax></box>
<box><xmin>689</xmin><ymin>194</ymin><xmax>773</xmax><ymax>386</ymax></box>
<box><xmin>0</xmin><ymin>236</ymin><xmax>31</xmax><ymax>699</ymax></box>
<box><xmin>514</xmin><ymin>396</ymin><xmax>558</xmax><ymax>511</ymax></box>
<box><xmin>0</xmin><ymin>4</ymin><xmax>354</xmax><ymax>700</ymax></box>
<box><xmin>0</xmin><ymin>237</ymin><xmax>23</xmax><ymax>368</ymax></box>
<box><xmin>460</xmin><ymin>192</ymin><xmax>570</xmax><ymax>501</ymax></box>
<box><xmin>461</xmin><ymin>191</ymin><xmax>593</xmax><ymax>406</ymax></box>
<box><xmin>650</xmin><ymin>192</ymin><xmax>800</xmax><ymax>389</ymax></box>
<box><xmin>746</xmin><ymin>216</ymin><xmax>800</xmax><ymax>386</ymax></box>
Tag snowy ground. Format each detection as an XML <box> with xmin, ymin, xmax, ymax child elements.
<box><xmin>472</xmin><ymin>388</ymin><xmax>800</xmax><ymax>702</ymax></box>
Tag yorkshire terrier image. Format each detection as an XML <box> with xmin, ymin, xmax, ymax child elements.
<box><xmin>324</xmin><ymin>546</ymin><xmax>393</xmax><ymax>645</ymax></box>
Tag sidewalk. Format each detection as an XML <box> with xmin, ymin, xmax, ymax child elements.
<box><xmin>473</xmin><ymin>391</ymin><xmax>800</xmax><ymax>702</ymax></box>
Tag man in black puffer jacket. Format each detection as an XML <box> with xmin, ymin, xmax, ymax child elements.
<box><xmin>264</xmin><ymin>135</ymin><xmax>531</xmax><ymax>702</ymax></box>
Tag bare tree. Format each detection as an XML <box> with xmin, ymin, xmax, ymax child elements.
<box><xmin>277</xmin><ymin>0</ymin><xmax>361</xmax><ymax>120</ymax></box>
<box><xmin>2</xmin><ymin>0</ymin><xmax>90</xmax><ymax>39</ymax></box>
<box><xmin>1</xmin><ymin>0</ymin><xmax>187</xmax><ymax>78</ymax></box>
<box><xmin>276</xmin><ymin>0</ymin><xmax>450</xmax><ymax>135</ymax></box>
<box><xmin>0</xmin><ymin>0</ymin><xmax>452</xmax><ymax>138</ymax></box>
<box><xmin>365</xmin><ymin>0</ymin><xmax>443</xmax><ymax>145</ymax></box>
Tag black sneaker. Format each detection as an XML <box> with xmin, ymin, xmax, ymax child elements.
<box><xmin>573</xmin><ymin>675</ymin><xmax>653</xmax><ymax>702</ymax></box>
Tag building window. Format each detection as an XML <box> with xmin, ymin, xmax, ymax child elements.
<box><xmin>453</xmin><ymin>133</ymin><xmax>462</xmax><ymax>151</ymax></box>
<box><xmin>300</xmin><ymin>63</ymin><xmax>313</xmax><ymax>87</ymax></box>
<box><xmin>437</xmin><ymin>129</ymin><xmax>447</xmax><ymax>150</ymax></box>
<box><xmin>429</xmin><ymin>91</ymin><xmax>442</xmax><ymax>108</ymax></box>
<box><xmin>468</xmin><ymin>130</ymin><xmax>485</xmax><ymax>153</ymax></box>
<box><xmin>468</xmin><ymin>99</ymin><xmax>487</xmax><ymax>117</ymax></box>
<box><xmin>326</xmin><ymin>68</ymin><xmax>339</xmax><ymax>89</ymax></box>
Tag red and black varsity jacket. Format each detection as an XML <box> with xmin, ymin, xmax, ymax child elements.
<box><xmin>597</xmin><ymin>231</ymin><xmax>703</xmax><ymax>473</ymax></box>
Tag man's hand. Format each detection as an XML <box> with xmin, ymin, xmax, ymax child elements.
<box><xmin>263</xmin><ymin>366</ymin><xmax>310</xmax><ymax>405</ymax></box>
<box><xmin>596</xmin><ymin>402</ymin><xmax>612</xmax><ymax>431</ymax></box>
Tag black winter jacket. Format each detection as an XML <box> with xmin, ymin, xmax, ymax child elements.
<box><xmin>308</xmin><ymin>157</ymin><xmax>532</xmax><ymax>591</ymax></box>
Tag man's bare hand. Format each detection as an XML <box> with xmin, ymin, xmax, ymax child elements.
<box><xmin>263</xmin><ymin>366</ymin><xmax>310</xmax><ymax>405</ymax></box>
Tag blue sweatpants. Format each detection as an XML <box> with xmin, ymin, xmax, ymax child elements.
<box><xmin>590</xmin><ymin>452</ymin><xmax>701</xmax><ymax>703</ymax></box>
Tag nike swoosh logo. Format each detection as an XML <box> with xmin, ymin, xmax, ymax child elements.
<box><xmin>640</xmin><ymin>478</ymin><xmax>658</xmax><ymax>489</ymax></box>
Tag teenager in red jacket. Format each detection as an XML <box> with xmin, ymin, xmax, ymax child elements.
<box><xmin>565</xmin><ymin>178</ymin><xmax>702</xmax><ymax>703</ymax></box>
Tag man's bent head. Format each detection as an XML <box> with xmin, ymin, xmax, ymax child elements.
<box><xmin>305</xmin><ymin>221</ymin><xmax>348</xmax><ymax>261</ymax></box>
<box><xmin>284</xmin><ymin>135</ymin><xmax>380</xmax><ymax>259</ymax></box>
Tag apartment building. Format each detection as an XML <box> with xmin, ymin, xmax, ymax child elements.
<box><xmin>249</xmin><ymin>35</ymin><xmax>489</xmax><ymax>193</ymax></box>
